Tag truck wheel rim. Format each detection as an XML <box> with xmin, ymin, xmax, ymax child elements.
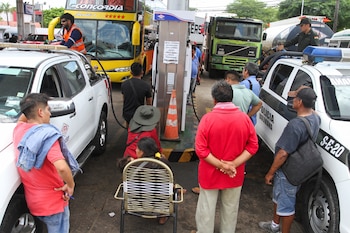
<box><xmin>309</xmin><ymin>191</ymin><xmax>330</xmax><ymax>232</ymax></box>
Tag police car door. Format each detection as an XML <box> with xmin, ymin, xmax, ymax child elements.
<box><xmin>256</xmin><ymin>62</ymin><xmax>297</xmax><ymax>152</ymax></box>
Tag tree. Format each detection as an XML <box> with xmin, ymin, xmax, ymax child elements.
<box><xmin>42</xmin><ymin>8</ymin><xmax>64</xmax><ymax>28</ymax></box>
<box><xmin>0</xmin><ymin>3</ymin><xmax>15</xmax><ymax>26</ymax></box>
<box><xmin>279</xmin><ymin>0</ymin><xmax>333</xmax><ymax>19</ymax></box>
<box><xmin>226</xmin><ymin>0</ymin><xmax>279</xmax><ymax>26</ymax></box>
<box><xmin>278</xmin><ymin>0</ymin><xmax>350</xmax><ymax>31</ymax></box>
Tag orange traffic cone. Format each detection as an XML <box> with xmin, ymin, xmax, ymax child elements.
<box><xmin>163</xmin><ymin>90</ymin><xmax>180</xmax><ymax>141</ymax></box>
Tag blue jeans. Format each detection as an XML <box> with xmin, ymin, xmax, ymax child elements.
<box><xmin>273</xmin><ymin>170</ymin><xmax>299</xmax><ymax>216</ymax></box>
<box><xmin>38</xmin><ymin>206</ymin><xmax>70</xmax><ymax>233</ymax></box>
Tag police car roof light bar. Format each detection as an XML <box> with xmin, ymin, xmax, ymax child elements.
<box><xmin>303</xmin><ymin>46</ymin><xmax>350</xmax><ymax>64</ymax></box>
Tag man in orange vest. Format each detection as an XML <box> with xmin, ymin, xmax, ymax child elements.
<box><xmin>60</xmin><ymin>13</ymin><xmax>86</xmax><ymax>54</ymax></box>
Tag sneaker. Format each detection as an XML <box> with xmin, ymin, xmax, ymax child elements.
<box><xmin>258</xmin><ymin>221</ymin><xmax>280</xmax><ymax>233</ymax></box>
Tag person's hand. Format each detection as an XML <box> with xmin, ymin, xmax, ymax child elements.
<box><xmin>277</xmin><ymin>44</ymin><xmax>284</xmax><ymax>52</ymax></box>
<box><xmin>55</xmin><ymin>184</ymin><xmax>74</xmax><ymax>201</ymax></box>
<box><xmin>220</xmin><ymin>160</ymin><xmax>237</xmax><ymax>178</ymax></box>
<box><xmin>265</xmin><ymin>172</ymin><xmax>274</xmax><ymax>185</ymax></box>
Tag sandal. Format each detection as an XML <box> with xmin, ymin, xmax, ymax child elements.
<box><xmin>191</xmin><ymin>187</ymin><xmax>200</xmax><ymax>194</ymax></box>
<box><xmin>158</xmin><ymin>217</ymin><xmax>169</xmax><ymax>225</ymax></box>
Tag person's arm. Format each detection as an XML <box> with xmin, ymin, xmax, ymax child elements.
<box><xmin>265</xmin><ymin>149</ymin><xmax>289</xmax><ymax>185</ymax></box>
<box><xmin>146</xmin><ymin>97</ymin><xmax>152</xmax><ymax>105</ymax></box>
<box><xmin>53</xmin><ymin>159</ymin><xmax>75</xmax><ymax>201</ymax></box>
<box><xmin>63</xmin><ymin>29</ymin><xmax>82</xmax><ymax>48</ymax></box>
<box><xmin>247</xmin><ymin>100</ymin><xmax>262</xmax><ymax>117</ymax></box>
<box><xmin>283</xmin><ymin>34</ymin><xmax>300</xmax><ymax>48</ymax></box>
<box><xmin>231</xmin><ymin>149</ymin><xmax>253</xmax><ymax>168</ymax></box>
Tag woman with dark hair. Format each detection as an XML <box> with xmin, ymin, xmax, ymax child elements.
<box><xmin>118</xmin><ymin>137</ymin><xmax>171</xmax><ymax>225</ymax></box>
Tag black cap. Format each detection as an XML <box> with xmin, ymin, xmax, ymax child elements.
<box><xmin>297</xmin><ymin>18</ymin><xmax>311</xmax><ymax>26</ymax></box>
<box><xmin>288</xmin><ymin>86</ymin><xmax>317</xmax><ymax>108</ymax></box>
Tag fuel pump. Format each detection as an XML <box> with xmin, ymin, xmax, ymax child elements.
<box><xmin>152</xmin><ymin>10</ymin><xmax>195</xmax><ymax>136</ymax></box>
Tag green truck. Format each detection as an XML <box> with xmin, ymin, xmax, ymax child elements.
<box><xmin>204</xmin><ymin>16</ymin><xmax>263</xmax><ymax>78</ymax></box>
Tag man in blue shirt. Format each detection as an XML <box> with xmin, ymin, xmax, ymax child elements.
<box><xmin>240</xmin><ymin>62</ymin><xmax>260</xmax><ymax>124</ymax></box>
<box><xmin>187</xmin><ymin>45</ymin><xmax>199</xmax><ymax>105</ymax></box>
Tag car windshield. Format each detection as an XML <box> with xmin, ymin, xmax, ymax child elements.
<box><xmin>320</xmin><ymin>75</ymin><xmax>350</xmax><ymax>121</ymax></box>
<box><xmin>0</xmin><ymin>67</ymin><xmax>33</xmax><ymax>123</ymax></box>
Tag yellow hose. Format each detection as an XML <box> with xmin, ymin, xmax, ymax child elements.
<box><xmin>48</xmin><ymin>17</ymin><xmax>60</xmax><ymax>41</ymax></box>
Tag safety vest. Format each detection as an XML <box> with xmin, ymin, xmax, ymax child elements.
<box><xmin>63</xmin><ymin>24</ymin><xmax>87</xmax><ymax>54</ymax></box>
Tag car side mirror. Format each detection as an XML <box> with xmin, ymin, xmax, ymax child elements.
<box><xmin>49</xmin><ymin>99</ymin><xmax>76</xmax><ymax>117</ymax></box>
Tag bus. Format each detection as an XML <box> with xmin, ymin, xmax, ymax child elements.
<box><xmin>49</xmin><ymin>0</ymin><xmax>155</xmax><ymax>83</ymax></box>
<box><xmin>204</xmin><ymin>16</ymin><xmax>263</xmax><ymax>78</ymax></box>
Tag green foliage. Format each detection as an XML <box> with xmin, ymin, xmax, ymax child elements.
<box><xmin>278</xmin><ymin>0</ymin><xmax>350</xmax><ymax>31</ymax></box>
<box><xmin>42</xmin><ymin>8</ymin><xmax>64</xmax><ymax>28</ymax></box>
<box><xmin>279</xmin><ymin>0</ymin><xmax>333</xmax><ymax>19</ymax></box>
<box><xmin>226</xmin><ymin>0</ymin><xmax>279</xmax><ymax>26</ymax></box>
<box><xmin>0</xmin><ymin>2</ymin><xmax>16</xmax><ymax>25</ymax></box>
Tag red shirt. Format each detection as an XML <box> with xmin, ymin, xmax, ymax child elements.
<box><xmin>195</xmin><ymin>102</ymin><xmax>258</xmax><ymax>189</ymax></box>
<box><xmin>123</xmin><ymin>128</ymin><xmax>161</xmax><ymax>159</ymax></box>
<box><xmin>13</xmin><ymin>122</ymin><xmax>68</xmax><ymax>216</ymax></box>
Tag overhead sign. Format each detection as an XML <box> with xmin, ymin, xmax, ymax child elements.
<box><xmin>154</xmin><ymin>10</ymin><xmax>195</xmax><ymax>22</ymax></box>
<box><xmin>24</xmin><ymin>3</ymin><xmax>34</xmax><ymax>15</ymax></box>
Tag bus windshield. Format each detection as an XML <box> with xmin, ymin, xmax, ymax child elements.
<box><xmin>78</xmin><ymin>19</ymin><xmax>133</xmax><ymax>59</ymax></box>
<box><xmin>215</xmin><ymin>20</ymin><xmax>262</xmax><ymax>42</ymax></box>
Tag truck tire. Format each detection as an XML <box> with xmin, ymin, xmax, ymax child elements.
<box><xmin>208</xmin><ymin>68</ymin><xmax>218</xmax><ymax>79</ymax></box>
<box><xmin>0</xmin><ymin>196</ymin><xmax>43</xmax><ymax>233</ymax></box>
<box><xmin>301</xmin><ymin>176</ymin><xmax>340</xmax><ymax>233</ymax></box>
<box><xmin>93</xmin><ymin>111</ymin><xmax>108</xmax><ymax>155</ymax></box>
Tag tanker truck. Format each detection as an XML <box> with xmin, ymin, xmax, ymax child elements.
<box><xmin>262</xmin><ymin>15</ymin><xmax>334</xmax><ymax>52</ymax></box>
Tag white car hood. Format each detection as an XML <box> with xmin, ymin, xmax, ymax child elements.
<box><xmin>0</xmin><ymin>123</ymin><xmax>16</xmax><ymax>153</ymax></box>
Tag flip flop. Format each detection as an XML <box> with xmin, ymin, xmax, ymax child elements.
<box><xmin>158</xmin><ymin>217</ymin><xmax>169</xmax><ymax>225</ymax></box>
<box><xmin>191</xmin><ymin>187</ymin><xmax>200</xmax><ymax>194</ymax></box>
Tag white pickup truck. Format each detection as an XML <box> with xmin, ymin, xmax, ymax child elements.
<box><xmin>256</xmin><ymin>46</ymin><xmax>350</xmax><ymax>233</ymax></box>
<box><xmin>0</xmin><ymin>43</ymin><xmax>110</xmax><ymax>233</ymax></box>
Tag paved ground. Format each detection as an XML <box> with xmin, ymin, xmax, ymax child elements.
<box><xmin>67</xmin><ymin>72</ymin><xmax>305</xmax><ymax>233</ymax></box>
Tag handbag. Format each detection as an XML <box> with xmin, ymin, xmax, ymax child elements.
<box><xmin>281</xmin><ymin>117</ymin><xmax>323</xmax><ymax>186</ymax></box>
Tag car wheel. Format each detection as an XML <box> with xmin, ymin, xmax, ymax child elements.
<box><xmin>93</xmin><ymin>111</ymin><xmax>108</xmax><ymax>155</ymax></box>
<box><xmin>0</xmin><ymin>196</ymin><xmax>43</xmax><ymax>233</ymax></box>
<box><xmin>301</xmin><ymin>176</ymin><xmax>340</xmax><ymax>233</ymax></box>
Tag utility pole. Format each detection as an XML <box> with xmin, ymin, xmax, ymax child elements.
<box><xmin>16</xmin><ymin>0</ymin><xmax>24</xmax><ymax>41</ymax></box>
<box><xmin>333</xmin><ymin>0</ymin><xmax>340</xmax><ymax>32</ymax></box>
<box><xmin>300</xmin><ymin>0</ymin><xmax>304</xmax><ymax>16</ymax></box>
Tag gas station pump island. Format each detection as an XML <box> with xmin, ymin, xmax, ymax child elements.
<box><xmin>152</xmin><ymin>10</ymin><xmax>195</xmax><ymax>143</ymax></box>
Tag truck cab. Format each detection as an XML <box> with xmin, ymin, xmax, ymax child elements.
<box><xmin>256</xmin><ymin>47</ymin><xmax>350</xmax><ymax>233</ymax></box>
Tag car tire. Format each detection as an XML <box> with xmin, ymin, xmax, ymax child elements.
<box><xmin>92</xmin><ymin>111</ymin><xmax>108</xmax><ymax>155</ymax></box>
<box><xmin>0</xmin><ymin>196</ymin><xmax>43</xmax><ymax>233</ymax></box>
<box><xmin>301</xmin><ymin>175</ymin><xmax>340</xmax><ymax>233</ymax></box>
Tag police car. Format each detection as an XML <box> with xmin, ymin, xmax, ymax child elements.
<box><xmin>256</xmin><ymin>47</ymin><xmax>350</xmax><ymax>233</ymax></box>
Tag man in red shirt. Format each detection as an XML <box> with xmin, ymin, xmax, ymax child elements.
<box><xmin>13</xmin><ymin>93</ymin><xmax>76</xmax><ymax>233</ymax></box>
<box><xmin>192</xmin><ymin>80</ymin><xmax>259</xmax><ymax>233</ymax></box>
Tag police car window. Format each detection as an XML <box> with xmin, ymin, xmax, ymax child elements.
<box><xmin>60</xmin><ymin>61</ymin><xmax>86</xmax><ymax>97</ymax></box>
<box><xmin>320</xmin><ymin>75</ymin><xmax>350</xmax><ymax>120</ymax></box>
<box><xmin>290</xmin><ymin>70</ymin><xmax>313</xmax><ymax>91</ymax></box>
<box><xmin>269</xmin><ymin>64</ymin><xmax>294</xmax><ymax>96</ymax></box>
